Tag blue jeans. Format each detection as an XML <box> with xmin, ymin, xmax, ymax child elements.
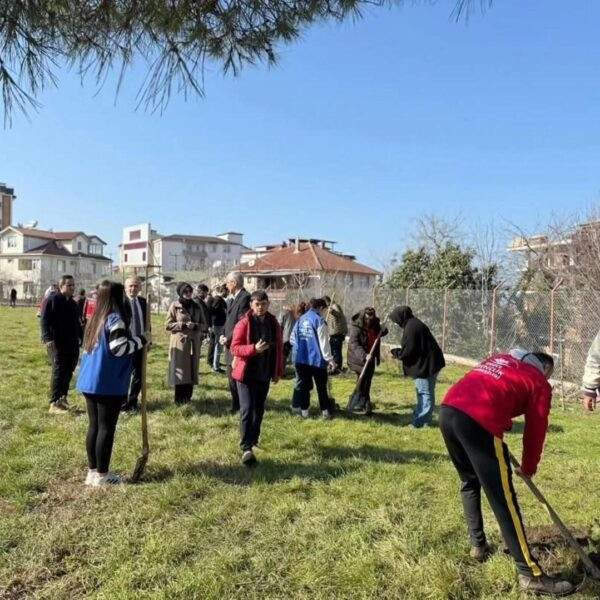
<box><xmin>413</xmin><ymin>373</ymin><xmax>438</xmax><ymax>427</ymax></box>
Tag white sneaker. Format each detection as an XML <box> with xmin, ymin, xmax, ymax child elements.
<box><xmin>322</xmin><ymin>410</ymin><xmax>332</xmax><ymax>420</ymax></box>
<box><xmin>84</xmin><ymin>470</ymin><xmax>98</xmax><ymax>485</ymax></box>
<box><xmin>92</xmin><ymin>472</ymin><xmax>123</xmax><ymax>486</ymax></box>
<box><xmin>291</xmin><ymin>406</ymin><xmax>302</xmax><ymax>415</ymax></box>
<box><xmin>301</xmin><ymin>409</ymin><xmax>310</xmax><ymax>419</ymax></box>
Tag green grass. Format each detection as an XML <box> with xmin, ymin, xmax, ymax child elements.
<box><xmin>1</xmin><ymin>305</ymin><xmax>600</xmax><ymax>599</ymax></box>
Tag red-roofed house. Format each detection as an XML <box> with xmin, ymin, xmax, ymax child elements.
<box><xmin>0</xmin><ymin>226</ymin><xmax>111</xmax><ymax>299</ymax></box>
<box><xmin>238</xmin><ymin>239</ymin><xmax>381</xmax><ymax>292</ymax></box>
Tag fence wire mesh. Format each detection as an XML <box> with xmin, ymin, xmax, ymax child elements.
<box><xmin>4</xmin><ymin>278</ymin><xmax>599</xmax><ymax>388</ymax></box>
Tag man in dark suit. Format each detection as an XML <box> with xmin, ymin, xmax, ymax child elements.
<box><xmin>122</xmin><ymin>276</ymin><xmax>151</xmax><ymax>413</ymax></box>
<box><xmin>41</xmin><ymin>275</ymin><xmax>82</xmax><ymax>414</ymax></box>
<box><xmin>220</xmin><ymin>271</ymin><xmax>251</xmax><ymax>413</ymax></box>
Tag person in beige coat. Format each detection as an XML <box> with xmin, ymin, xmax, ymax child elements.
<box><xmin>582</xmin><ymin>330</ymin><xmax>600</xmax><ymax>411</ymax></box>
<box><xmin>166</xmin><ymin>282</ymin><xmax>206</xmax><ymax>405</ymax></box>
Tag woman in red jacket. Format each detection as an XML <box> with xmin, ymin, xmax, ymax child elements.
<box><xmin>230</xmin><ymin>290</ymin><xmax>283</xmax><ymax>466</ymax></box>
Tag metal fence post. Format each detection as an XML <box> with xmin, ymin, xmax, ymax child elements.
<box><xmin>488</xmin><ymin>281</ymin><xmax>504</xmax><ymax>356</ymax></box>
<box><xmin>549</xmin><ymin>278</ymin><xmax>564</xmax><ymax>354</ymax></box>
<box><xmin>441</xmin><ymin>281</ymin><xmax>454</xmax><ymax>352</ymax></box>
<box><xmin>405</xmin><ymin>279</ymin><xmax>417</xmax><ymax>305</ymax></box>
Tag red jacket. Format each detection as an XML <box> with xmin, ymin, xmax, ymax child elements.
<box><xmin>442</xmin><ymin>353</ymin><xmax>552</xmax><ymax>476</ymax></box>
<box><xmin>230</xmin><ymin>310</ymin><xmax>284</xmax><ymax>383</ymax></box>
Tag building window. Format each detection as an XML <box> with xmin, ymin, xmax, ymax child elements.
<box><xmin>7</xmin><ymin>236</ymin><xmax>16</xmax><ymax>248</ymax></box>
<box><xmin>18</xmin><ymin>259</ymin><xmax>33</xmax><ymax>271</ymax></box>
<box><xmin>361</xmin><ymin>276</ymin><xmax>370</xmax><ymax>288</ymax></box>
<box><xmin>210</xmin><ymin>243</ymin><xmax>217</xmax><ymax>253</ymax></box>
<box><xmin>124</xmin><ymin>253</ymin><xmax>128</xmax><ymax>262</ymax></box>
<box><xmin>129</xmin><ymin>230</ymin><xmax>141</xmax><ymax>241</ymax></box>
<box><xmin>223</xmin><ymin>245</ymin><xmax>230</xmax><ymax>254</ymax></box>
<box><xmin>57</xmin><ymin>260</ymin><xmax>66</xmax><ymax>273</ymax></box>
<box><xmin>92</xmin><ymin>263</ymin><xmax>97</xmax><ymax>274</ymax></box>
<box><xmin>142</xmin><ymin>251</ymin><xmax>147</xmax><ymax>263</ymax></box>
<box><xmin>77</xmin><ymin>241</ymin><xmax>82</xmax><ymax>251</ymax></box>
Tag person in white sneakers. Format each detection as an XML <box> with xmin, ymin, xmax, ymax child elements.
<box><xmin>289</xmin><ymin>298</ymin><xmax>336</xmax><ymax>420</ymax></box>
<box><xmin>77</xmin><ymin>280</ymin><xmax>150</xmax><ymax>486</ymax></box>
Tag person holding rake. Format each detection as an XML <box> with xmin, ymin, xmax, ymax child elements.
<box><xmin>77</xmin><ymin>281</ymin><xmax>151</xmax><ymax>486</ymax></box>
<box><xmin>346</xmin><ymin>307</ymin><xmax>388</xmax><ymax>414</ymax></box>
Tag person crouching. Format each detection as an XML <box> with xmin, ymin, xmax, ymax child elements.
<box><xmin>230</xmin><ymin>290</ymin><xmax>283</xmax><ymax>466</ymax></box>
<box><xmin>76</xmin><ymin>280</ymin><xmax>150</xmax><ymax>486</ymax></box>
<box><xmin>440</xmin><ymin>350</ymin><xmax>574</xmax><ymax>597</ymax></box>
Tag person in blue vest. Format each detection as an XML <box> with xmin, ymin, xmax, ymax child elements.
<box><xmin>290</xmin><ymin>297</ymin><xmax>337</xmax><ymax>419</ymax></box>
<box><xmin>77</xmin><ymin>280</ymin><xmax>150</xmax><ymax>486</ymax></box>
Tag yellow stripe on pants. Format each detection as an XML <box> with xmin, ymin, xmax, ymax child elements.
<box><xmin>493</xmin><ymin>437</ymin><xmax>542</xmax><ymax>577</ymax></box>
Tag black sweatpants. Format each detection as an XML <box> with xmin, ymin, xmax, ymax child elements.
<box><xmin>439</xmin><ymin>405</ymin><xmax>543</xmax><ymax>577</ymax></box>
<box><xmin>84</xmin><ymin>394</ymin><xmax>123</xmax><ymax>472</ymax></box>
<box><xmin>50</xmin><ymin>345</ymin><xmax>79</xmax><ymax>402</ymax></box>
<box><xmin>237</xmin><ymin>380</ymin><xmax>270</xmax><ymax>451</ymax></box>
<box><xmin>227</xmin><ymin>349</ymin><xmax>240</xmax><ymax>412</ymax></box>
<box><xmin>295</xmin><ymin>363</ymin><xmax>331</xmax><ymax>411</ymax></box>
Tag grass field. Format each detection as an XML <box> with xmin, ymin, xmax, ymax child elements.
<box><xmin>1</xmin><ymin>306</ymin><xmax>600</xmax><ymax>599</ymax></box>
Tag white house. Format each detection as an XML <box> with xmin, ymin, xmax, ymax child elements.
<box><xmin>119</xmin><ymin>225</ymin><xmax>247</xmax><ymax>274</ymax></box>
<box><xmin>0</xmin><ymin>226</ymin><xmax>111</xmax><ymax>299</ymax></box>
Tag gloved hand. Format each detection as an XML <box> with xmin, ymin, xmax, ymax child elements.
<box><xmin>390</xmin><ymin>347</ymin><xmax>402</xmax><ymax>360</ymax></box>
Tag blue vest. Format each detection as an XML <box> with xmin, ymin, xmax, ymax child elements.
<box><xmin>292</xmin><ymin>309</ymin><xmax>326</xmax><ymax>369</ymax></box>
<box><xmin>77</xmin><ymin>313</ymin><xmax>134</xmax><ymax>396</ymax></box>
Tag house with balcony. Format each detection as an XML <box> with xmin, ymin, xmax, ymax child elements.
<box><xmin>238</xmin><ymin>238</ymin><xmax>381</xmax><ymax>293</ymax></box>
<box><xmin>0</xmin><ymin>226</ymin><xmax>111</xmax><ymax>299</ymax></box>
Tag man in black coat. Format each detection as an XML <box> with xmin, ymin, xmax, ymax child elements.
<box><xmin>219</xmin><ymin>271</ymin><xmax>251</xmax><ymax>413</ymax></box>
<box><xmin>390</xmin><ymin>305</ymin><xmax>445</xmax><ymax>428</ymax></box>
<box><xmin>206</xmin><ymin>285</ymin><xmax>228</xmax><ymax>371</ymax></box>
<box><xmin>347</xmin><ymin>307</ymin><xmax>388</xmax><ymax>413</ymax></box>
<box><xmin>122</xmin><ymin>276</ymin><xmax>151</xmax><ymax>412</ymax></box>
<box><xmin>41</xmin><ymin>275</ymin><xmax>82</xmax><ymax>414</ymax></box>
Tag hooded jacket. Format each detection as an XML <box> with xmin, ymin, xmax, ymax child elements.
<box><xmin>442</xmin><ymin>350</ymin><xmax>552</xmax><ymax>476</ymax></box>
<box><xmin>347</xmin><ymin>310</ymin><xmax>388</xmax><ymax>373</ymax></box>
<box><xmin>390</xmin><ymin>306</ymin><xmax>445</xmax><ymax>379</ymax></box>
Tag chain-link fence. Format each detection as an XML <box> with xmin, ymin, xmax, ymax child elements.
<box><xmin>267</xmin><ymin>285</ymin><xmax>600</xmax><ymax>390</ymax></box>
<box><xmin>6</xmin><ymin>276</ymin><xmax>597</xmax><ymax>389</ymax></box>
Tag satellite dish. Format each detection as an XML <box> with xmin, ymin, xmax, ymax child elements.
<box><xmin>248</xmin><ymin>260</ymin><xmax>255</xmax><ymax>267</ymax></box>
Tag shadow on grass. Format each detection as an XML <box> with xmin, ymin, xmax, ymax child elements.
<box><xmin>145</xmin><ymin>458</ymin><xmax>360</xmax><ymax>485</ymax></box>
<box><xmin>509</xmin><ymin>421</ymin><xmax>565</xmax><ymax>434</ymax></box>
<box><xmin>315</xmin><ymin>444</ymin><xmax>445</xmax><ymax>463</ymax></box>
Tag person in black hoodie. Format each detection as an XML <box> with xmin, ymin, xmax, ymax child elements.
<box><xmin>390</xmin><ymin>305</ymin><xmax>445</xmax><ymax>428</ymax></box>
<box><xmin>347</xmin><ymin>307</ymin><xmax>388</xmax><ymax>413</ymax></box>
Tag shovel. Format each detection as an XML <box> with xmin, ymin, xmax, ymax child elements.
<box><xmin>131</xmin><ymin>305</ymin><xmax>150</xmax><ymax>482</ymax></box>
<box><xmin>509</xmin><ymin>451</ymin><xmax>600</xmax><ymax>580</ymax></box>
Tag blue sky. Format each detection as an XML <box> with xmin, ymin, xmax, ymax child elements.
<box><xmin>1</xmin><ymin>0</ymin><xmax>600</xmax><ymax>270</ymax></box>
